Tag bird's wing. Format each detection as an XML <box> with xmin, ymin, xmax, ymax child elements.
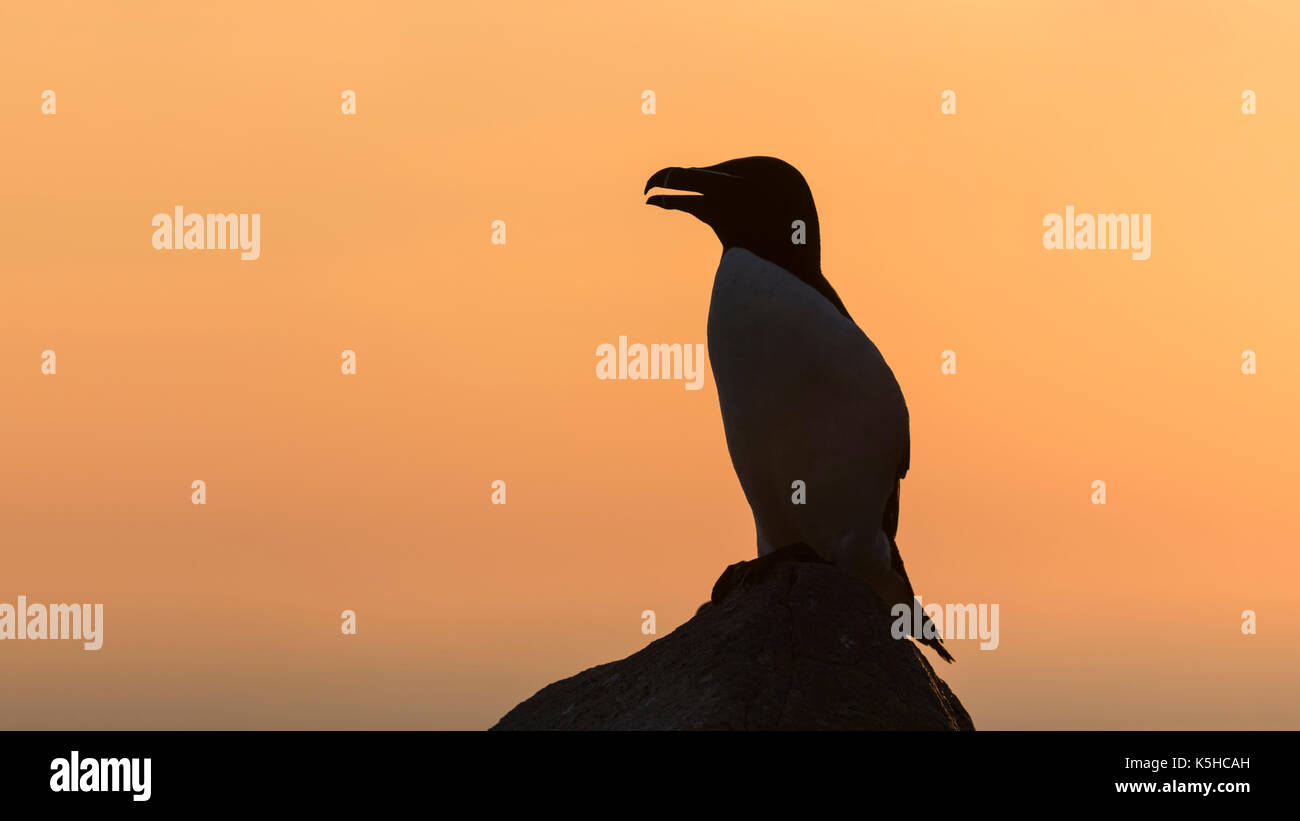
<box><xmin>875</xmin><ymin>382</ymin><xmax>953</xmax><ymax>662</ymax></box>
<box><xmin>898</xmin><ymin>394</ymin><xmax>911</xmax><ymax>480</ymax></box>
<box><xmin>884</xmin><ymin>395</ymin><xmax>910</xmax><ymax>566</ymax></box>
<box><xmin>884</xmin><ymin>479</ymin><xmax>905</xmax><ymax>574</ymax></box>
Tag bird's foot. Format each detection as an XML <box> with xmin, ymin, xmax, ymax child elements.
<box><xmin>708</xmin><ymin>541</ymin><xmax>828</xmax><ymax>606</ymax></box>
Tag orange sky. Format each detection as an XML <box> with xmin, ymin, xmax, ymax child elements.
<box><xmin>2</xmin><ymin>0</ymin><xmax>1297</xmax><ymax>729</ymax></box>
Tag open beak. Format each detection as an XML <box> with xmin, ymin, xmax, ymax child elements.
<box><xmin>644</xmin><ymin>165</ymin><xmax>741</xmax><ymax>217</ymax></box>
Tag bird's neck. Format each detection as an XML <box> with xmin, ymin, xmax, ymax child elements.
<box><xmin>785</xmin><ymin>253</ymin><xmax>851</xmax><ymax>321</ymax></box>
<box><xmin>725</xmin><ymin>242</ymin><xmax>852</xmax><ymax>321</ymax></box>
<box><xmin>805</xmin><ymin>268</ymin><xmax>852</xmax><ymax>321</ymax></box>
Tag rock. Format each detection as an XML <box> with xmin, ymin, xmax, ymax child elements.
<box><xmin>492</xmin><ymin>544</ymin><xmax>974</xmax><ymax>730</ymax></box>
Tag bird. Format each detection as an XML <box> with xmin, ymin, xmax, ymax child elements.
<box><xmin>644</xmin><ymin>156</ymin><xmax>953</xmax><ymax>662</ymax></box>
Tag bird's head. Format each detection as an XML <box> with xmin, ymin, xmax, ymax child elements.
<box><xmin>644</xmin><ymin>156</ymin><xmax>821</xmax><ymax>281</ymax></box>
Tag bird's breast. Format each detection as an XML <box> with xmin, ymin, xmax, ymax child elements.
<box><xmin>705</xmin><ymin>247</ymin><xmax>897</xmax><ymax>418</ymax></box>
<box><xmin>705</xmin><ymin>247</ymin><xmax>908</xmax><ymax>542</ymax></box>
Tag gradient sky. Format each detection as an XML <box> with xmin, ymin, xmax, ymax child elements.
<box><xmin>2</xmin><ymin>0</ymin><xmax>1297</xmax><ymax>729</ymax></box>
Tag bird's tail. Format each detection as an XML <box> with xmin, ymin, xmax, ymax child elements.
<box><xmin>885</xmin><ymin>531</ymin><xmax>955</xmax><ymax>664</ymax></box>
<box><xmin>880</xmin><ymin>479</ymin><xmax>952</xmax><ymax>663</ymax></box>
<box><xmin>916</xmin><ymin>619</ymin><xmax>955</xmax><ymax>664</ymax></box>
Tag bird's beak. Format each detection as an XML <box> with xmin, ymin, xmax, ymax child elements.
<box><xmin>644</xmin><ymin>165</ymin><xmax>740</xmax><ymax>219</ymax></box>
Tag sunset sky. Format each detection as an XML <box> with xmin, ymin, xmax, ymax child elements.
<box><xmin>2</xmin><ymin>0</ymin><xmax>1297</xmax><ymax>729</ymax></box>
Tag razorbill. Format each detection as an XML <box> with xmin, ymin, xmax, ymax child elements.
<box><xmin>645</xmin><ymin>156</ymin><xmax>953</xmax><ymax>662</ymax></box>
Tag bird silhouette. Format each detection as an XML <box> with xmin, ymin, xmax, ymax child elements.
<box><xmin>646</xmin><ymin>156</ymin><xmax>953</xmax><ymax>662</ymax></box>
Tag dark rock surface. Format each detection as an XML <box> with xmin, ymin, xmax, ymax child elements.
<box><xmin>492</xmin><ymin>545</ymin><xmax>974</xmax><ymax>730</ymax></box>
